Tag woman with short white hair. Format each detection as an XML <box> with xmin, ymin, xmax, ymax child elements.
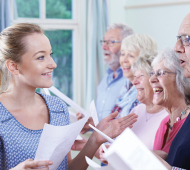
<box><xmin>151</xmin><ymin>48</ymin><xmax>190</xmax><ymax>153</ymax></box>
<box><xmin>111</xmin><ymin>34</ymin><xmax>157</xmax><ymax>118</ymax></box>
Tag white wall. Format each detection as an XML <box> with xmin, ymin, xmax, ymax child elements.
<box><xmin>109</xmin><ymin>0</ymin><xmax>190</xmax><ymax>50</ymax></box>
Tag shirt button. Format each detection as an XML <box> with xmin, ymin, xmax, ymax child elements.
<box><xmin>102</xmin><ymin>100</ymin><xmax>105</xmax><ymax>103</ymax></box>
<box><xmin>107</xmin><ymin>88</ymin><xmax>110</xmax><ymax>90</ymax></box>
<box><xmin>99</xmin><ymin>114</ymin><xmax>101</xmax><ymax>116</ymax></box>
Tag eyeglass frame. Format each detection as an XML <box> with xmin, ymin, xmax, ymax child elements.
<box><xmin>149</xmin><ymin>69</ymin><xmax>176</xmax><ymax>78</ymax></box>
<box><xmin>100</xmin><ymin>40</ymin><xmax>121</xmax><ymax>47</ymax></box>
<box><xmin>176</xmin><ymin>35</ymin><xmax>190</xmax><ymax>46</ymax></box>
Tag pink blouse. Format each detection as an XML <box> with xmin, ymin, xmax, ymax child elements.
<box><xmin>153</xmin><ymin>115</ymin><xmax>186</xmax><ymax>153</ymax></box>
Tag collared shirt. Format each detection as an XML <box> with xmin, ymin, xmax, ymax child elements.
<box><xmin>96</xmin><ymin>67</ymin><xmax>128</xmax><ymax>121</ymax></box>
<box><xmin>0</xmin><ymin>93</ymin><xmax>69</xmax><ymax>170</ymax></box>
<box><xmin>111</xmin><ymin>80</ymin><xmax>140</xmax><ymax>118</ymax></box>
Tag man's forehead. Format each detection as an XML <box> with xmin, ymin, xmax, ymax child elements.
<box><xmin>179</xmin><ymin>13</ymin><xmax>190</xmax><ymax>35</ymax></box>
<box><xmin>104</xmin><ymin>28</ymin><xmax>121</xmax><ymax>39</ymax></box>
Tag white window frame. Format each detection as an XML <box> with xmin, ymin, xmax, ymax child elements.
<box><xmin>9</xmin><ymin>0</ymin><xmax>85</xmax><ymax>106</ymax></box>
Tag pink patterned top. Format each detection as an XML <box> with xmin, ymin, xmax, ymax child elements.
<box><xmin>153</xmin><ymin>115</ymin><xmax>186</xmax><ymax>153</ymax></box>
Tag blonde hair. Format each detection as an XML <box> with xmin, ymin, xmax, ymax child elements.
<box><xmin>121</xmin><ymin>34</ymin><xmax>157</xmax><ymax>57</ymax></box>
<box><xmin>0</xmin><ymin>23</ymin><xmax>44</xmax><ymax>92</ymax></box>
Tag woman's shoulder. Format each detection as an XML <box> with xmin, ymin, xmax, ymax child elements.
<box><xmin>130</xmin><ymin>103</ymin><xmax>146</xmax><ymax>114</ymax></box>
<box><xmin>38</xmin><ymin>93</ymin><xmax>68</xmax><ymax>112</ymax></box>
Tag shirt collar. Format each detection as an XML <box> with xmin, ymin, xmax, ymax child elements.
<box><xmin>107</xmin><ymin>66</ymin><xmax>122</xmax><ymax>75</ymax></box>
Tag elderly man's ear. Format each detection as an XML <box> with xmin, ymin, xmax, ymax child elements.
<box><xmin>6</xmin><ymin>60</ymin><xmax>20</xmax><ymax>75</ymax></box>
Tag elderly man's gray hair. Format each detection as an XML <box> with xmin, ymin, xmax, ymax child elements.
<box><xmin>152</xmin><ymin>48</ymin><xmax>190</xmax><ymax>99</ymax></box>
<box><xmin>107</xmin><ymin>23</ymin><xmax>134</xmax><ymax>39</ymax></box>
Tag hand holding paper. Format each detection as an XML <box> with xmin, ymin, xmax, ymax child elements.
<box><xmin>91</xmin><ymin>112</ymin><xmax>138</xmax><ymax>145</ymax></box>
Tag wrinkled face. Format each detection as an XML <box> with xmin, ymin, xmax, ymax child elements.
<box><xmin>174</xmin><ymin>13</ymin><xmax>190</xmax><ymax>78</ymax></box>
<box><xmin>120</xmin><ymin>48</ymin><xmax>139</xmax><ymax>81</ymax></box>
<box><xmin>17</xmin><ymin>33</ymin><xmax>57</xmax><ymax>89</ymax></box>
<box><xmin>149</xmin><ymin>60</ymin><xmax>178</xmax><ymax>107</ymax></box>
<box><xmin>132</xmin><ymin>70</ymin><xmax>153</xmax><ymax>104</ymax></box>
<box><xmin>102</xmin><ymin>28</ymin><xmax>122</xmax><ymax>70</ymax></box>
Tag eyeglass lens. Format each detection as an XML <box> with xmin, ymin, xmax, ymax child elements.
<box><xmin>177</xmin><ymin>35</ymin><xmax>190</xmax><ymax>46</ymax></box>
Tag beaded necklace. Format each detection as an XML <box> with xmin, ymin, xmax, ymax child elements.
<box><xmin>168</xmin><ymin>106</ymin><xmax>190</xmax><ymax>130</ymax></box>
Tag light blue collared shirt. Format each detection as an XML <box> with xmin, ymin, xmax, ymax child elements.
<box><xmin>96</xmin><ymin>67</ymin><xmax>128</xmax><ymax>121</ymax></box>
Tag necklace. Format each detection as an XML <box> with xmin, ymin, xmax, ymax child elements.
<box><xmin>146</xmin><ymin>112</ymin><xmax>155</xmax><ymax>122</ymax></box>
<box><xmin>168</xmin><ymin>106</ymin><xmax>190</xmax><ymax>130</ymax></box>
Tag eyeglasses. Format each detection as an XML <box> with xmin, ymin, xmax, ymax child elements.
<box><xmin>177</xmin><ymin>35</ymin><xmax>190</xmax><ymax>46</ymax></box>
<box><xmin>149</xmin><ymin>69</ymin><xmax>176</xmax><ymax>78</ymax></box>
<box><xmin>100</xmin><ymin>40</ymin><xmax>121</xmax><ymax>47</ymax></box>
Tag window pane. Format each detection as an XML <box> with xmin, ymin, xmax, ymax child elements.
<box><xmin>15</xmin><ymin>0</ymin><xmax>39</xmax><ymax>18</ymax></box>
<box><xmin>45</xmin><ymin>30</ymin><xmax>73</xmax><ymax>99</ymax></box>
<box><xmin>46</xmin><ymin>0</ymin><xmax>72</xmax><ymax>19</ymax></box>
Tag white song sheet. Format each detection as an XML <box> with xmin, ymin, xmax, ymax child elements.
<box><xmin>49</xmin><ymin>86</ymin><xmax>90</xmax><ymax>117</ymax></box>
<box><xmin>85</xmin><ymin>156</ymin><xmax>115</xmax><ymax>170</ymax></box>
<box><xmin>89</xmin><ymin>100</ymin><xmax>99</xmax><ymax>126</ymax></box>
<box><xmin>34</xmin><ymin>116</ymin><xmax>89</xmax><ymax>170</ymax></box>
<box><xmin>104</xmin><ymin>128</ymin><xmax>167</xmax><ymax>170</ymax></box>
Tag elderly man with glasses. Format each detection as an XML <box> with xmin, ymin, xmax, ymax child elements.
<box><xmin>77</xmin><ymin>24</ymin><xmax>134</xmax><ymax>134</ymax></box>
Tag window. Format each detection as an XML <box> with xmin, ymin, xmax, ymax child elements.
<box><xmin>10</xmin><ymin>0</ymin><xmax>82</xmax><ymax>100</ymax></box>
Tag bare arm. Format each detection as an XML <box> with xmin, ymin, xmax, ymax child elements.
<box><xmin>152</xmin><ymin>150</ymin><xmax>171</xmax><ymax>170</ymax></box>
<box><xmin>68</xmin><ymin>111</ymin><xmax>138</xmax><ymax>170</ymax></box>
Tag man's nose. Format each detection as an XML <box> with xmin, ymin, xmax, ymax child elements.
<box><xmin>174</xmin><ymin>39</ymin><xmax>185</xmax><ymax>53</ymax></box>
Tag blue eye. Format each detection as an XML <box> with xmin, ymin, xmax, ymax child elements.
<box><xmin>130</xmin><ymin>55</ymin><xmax>134</xmax><ymax>58</ymax></box>
<box><xmin>50</xmin><ymin>52</ymin><xmax>53</xmax><ymax>57</ymax></box>
<box><xmin>38</xmin><ymin>56</ymin><xmax>44</xmax><ymax>60</ymax></box>
<box><xmin>121</xmin><ymin>53</ymin><xmax>125</xmax><ymax>56</ymax></box>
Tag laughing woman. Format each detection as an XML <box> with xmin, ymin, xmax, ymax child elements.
<box><xmin>150</xmin><ymin>49</ymin><xmax>190</xmax><ymax>154</ymax></box>
<box><xmin>0</xmin><ymin>23</ymin><xmax>137</xmax><ymax>170</ymax></box>
<box><xmin>111</xmin><ymin>34</ymin><xmax>157</xmax><ymax>118</ymax></box>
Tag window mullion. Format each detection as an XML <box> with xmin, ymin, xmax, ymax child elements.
<box><xmin>39</xmin><ymin>0</ymin><xmax>46</xmax><ymax>19</ymax></box>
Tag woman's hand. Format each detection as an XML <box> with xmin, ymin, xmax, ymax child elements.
<box><xmin>76</xmin><ymin>112</ymin><xmax>84</xmax><ymax>120</ymax></box>
<box><xmin>99</xmin><ymin>144</ymin><xmax>110</xmax><ymax>164</ymax></box>
<box><xmin>71</xmin><ymin>136</ymin><xmax>88</xmax><ymax>151</ymax></box>
<box><xmin>10</xmin><ymin>159</ymin><xmax>53</xmax><ymax>170</ymax></box>
<box><xmin>93</xmin><ymin>111</ymin><xmax>138</xmax><ymax>145</ymax></box>
<box><xmin>80</xmin><ymin>116</ymin><xmax>95</xmax><ymax>134</ymax></box>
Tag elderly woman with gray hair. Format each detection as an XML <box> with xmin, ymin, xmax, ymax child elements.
<box><xmin>150</xmin><ymin>48</ymin><xmax>190</xmax><ymax>155</ymax></box>
<box><xmin>99</xmin><ymin>55</ymin><xmax>168</xmax><ymax>164</ymax></box>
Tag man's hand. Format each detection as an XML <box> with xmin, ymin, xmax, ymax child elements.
<box><xmin>10</xmin><ymin>159</ymin><xmax>53</xmax><ymax>170</ymax></box>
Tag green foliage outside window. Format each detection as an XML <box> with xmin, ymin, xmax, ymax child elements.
<box><xmin>16</xmin><ymin>0</ymin><xmax>39</xmax><ymax>18</ymax></box>
<box><xmin>46</xmin><ymin>0</ymin><xmax>72</xmax><ymax>19</ymax></box>
<box><xmin>45</xmin><ymin>30</ymin><xmax>73</xmax><ymax>98</ymax></box>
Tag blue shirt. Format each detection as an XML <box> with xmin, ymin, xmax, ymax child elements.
<box><xmin>166</xmin><ymin>112</ymin><xmax>190</xmax><ymax>169</ymax></box>
<box><xmin>0</xmin><ymin>93</ymin><xmax>70</xmax><ymax>170</ymax></box>
<box><xmin>96</xmin><ymin>67</ymin><xmax>127</xmax><ymax>121</ymax></box>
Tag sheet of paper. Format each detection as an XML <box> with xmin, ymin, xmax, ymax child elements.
<box><xmin>69</xmin><ymin>111</ymin><xmax>78</xmax><ymax>122</ymax></box>
<box><xmin>49</xmin><ymin>86</ymin><xmax>90</xmax><ymax>117</ymax></box>
<box><xmin>85</xmin><ymin>156</ymin><xmax>115</xmax><ymax>170</ymax></box>
<box><xmin>104</xmin><ymin>128</ymin><xmax>167</xmax><ymax>170</ymax></box>
<box><xmin>34</xmin><ymin>116</ymin><xmax>89</xmax><ymax>170</ymax></box>
<box><xmin>43</xmin><ymin>88</ymin><xmax>51</xmax><ymax>95</ymax></box>
<box><xmin>89</xmin><ymin>100</ymin><xmax>99</xmax><ymax>126</ymax></box>
<box><xmin>89</xmin><ymin>124</ymin><xmax>114</xmax><ymax>143</ymax></box>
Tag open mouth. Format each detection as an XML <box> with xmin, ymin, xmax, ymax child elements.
<box><xmin>42</xmin><ymin>73</ymin><xmax>51</xmax><ymax>76</ymax></box>
<box><xmin>153</xmin><ymin>88</ymin><xmax>163</xmax><ymax>93</ymax></box>
<box><xmin>180</xmin><ymin>59</ymin><xmax>185</xmax><ymax>65</ymax></box>
<box><xmin>123</xmin><ymin>66</ymin><xmax>130</xmax><ymax>71</ymax></box>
